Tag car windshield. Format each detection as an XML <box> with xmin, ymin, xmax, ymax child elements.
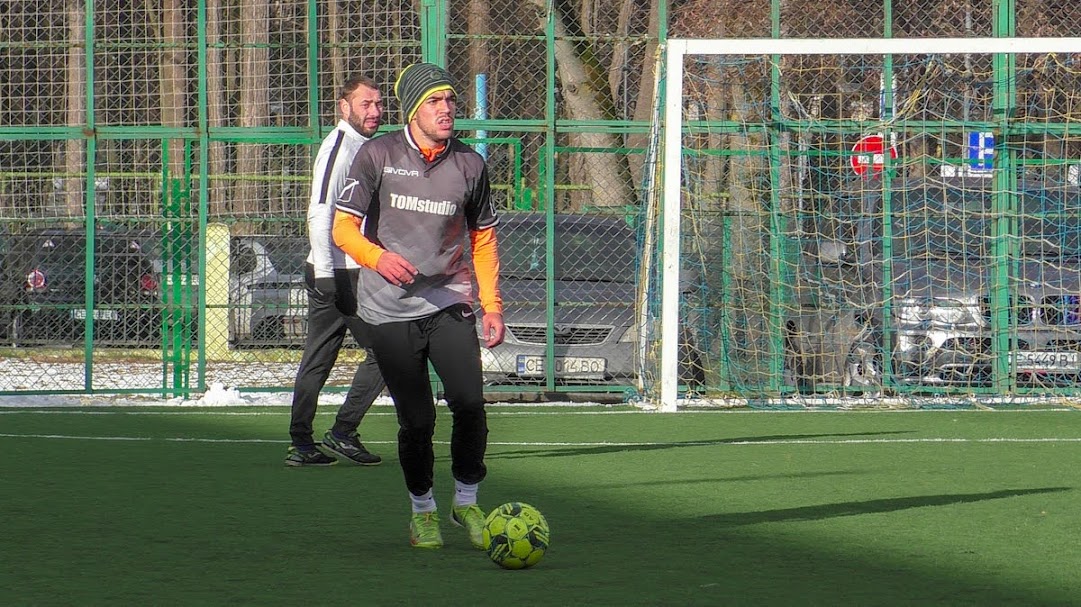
<box><xmin>500</xmin><ymin>218</ymin><xmax>638</xmax><ymax>282</ymax></box>
<box><xmin>894</xmin><ymin>187</ymin><xmax>1081</xmax><ymax>259</ymax></box>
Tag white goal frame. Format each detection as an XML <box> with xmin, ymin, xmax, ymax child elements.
<box><xmin>656</xmin><ymin>37</ymin><xmax>1081</xmax><ymax>412</ymax></box>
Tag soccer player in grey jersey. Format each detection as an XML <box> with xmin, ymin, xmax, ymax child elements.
<box><xmin>285</xmin><ymin>75</ymin><xmax>386</xmax><ymax>468</ymax></box>
<box><xmin>333</xmin><ymin>63</ymin><xmax>505</xmax><ymax>549</ymax></box>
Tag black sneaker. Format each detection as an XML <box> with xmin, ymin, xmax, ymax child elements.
<box><xmin>322</xmin><ymin>430</ymin><xmax>382</xmax><ymax>466</ymax></box>
<box><xmin>284</xmin><ymin>446</ymin><xmax>338</xmax><ymax>467</ymax></box>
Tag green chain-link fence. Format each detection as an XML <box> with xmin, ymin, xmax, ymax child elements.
<box><xmin>1</xmin><ymin>0</ymin><xmax>1078</xmax><ymax>406</ymax></box>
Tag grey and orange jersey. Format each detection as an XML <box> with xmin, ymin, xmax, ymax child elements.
<box><xmin>336</xmin><ymin>127</ymin><xmax>498</xmax><ymax>324</ymax></box>
<box><xmin>305</xmin><ymin>119</ymin><xmax>369</xmax><ymax>278</ymax></box>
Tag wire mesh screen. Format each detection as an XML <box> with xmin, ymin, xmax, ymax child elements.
<box><xmin>0</xmin><ymin>5</ymin><xmax>70</xmax><ymax>129</ymax></box>
<box><xmin>0</xmin><ymin>0</ymin><xmax>423</xmax><ymax>396</ymax></box>
<box><xmin>3</xmin><ymin>0</ymin><xmax>1079</xmax><ymax>403</ymax></box>
<box><xmin>652</xmin><ymin>42</ymin><xmax>1081</xmax><ymax>406</ymax></box>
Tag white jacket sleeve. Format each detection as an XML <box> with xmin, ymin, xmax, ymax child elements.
<box><xmin>307</xmin><ymin>129</ymin><xmax>345</xmax><ymax>279</ymax></box>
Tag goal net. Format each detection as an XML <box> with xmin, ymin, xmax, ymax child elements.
<box><xmin>643</xmin><ymin>37</ymin><xmax>1081</xmax><ymax>411</ymax></box>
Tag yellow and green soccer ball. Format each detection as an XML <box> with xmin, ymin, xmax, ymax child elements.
<box><xmin>482</xmin><ymin>502</ymin><xmax>550</xmax><ymax>570</ymax></box>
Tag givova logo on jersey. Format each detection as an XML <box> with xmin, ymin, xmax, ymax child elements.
<box><xmin>383</xmin><ymin>167</ymin><xmax>420</xmax><ymax>177</ymax></box>
<box><xmin>389</xmin><ymin>193</ymin><xmax>457</xmax><ymax>216</ymax></box>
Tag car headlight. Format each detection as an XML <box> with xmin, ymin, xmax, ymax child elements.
<box><xmin>896</xmin><ymin>297</ymin><xmax>979</xmax><ymax>325</ymax></box>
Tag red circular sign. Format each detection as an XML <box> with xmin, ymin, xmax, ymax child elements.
<box><xmin>850</xmin><ymin>134</ymin><xmax>898</xmax><ymax>176</ymax></box>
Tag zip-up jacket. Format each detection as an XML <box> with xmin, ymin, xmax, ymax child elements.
<box><xmin>334</xmin><ymin>127</ymin><xmax>499</xmax><ymax>325</ymax></box>
<box><xmin>305</xmin><ymin>120</ymin><xmax>370</xmax><ymax>278</ymax></box>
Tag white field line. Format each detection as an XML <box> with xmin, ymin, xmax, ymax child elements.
<box><xmin>0</xmin><ymin>406</ymin><xmax>1079</xmax><ymax>416</ymax></box>
<box><xmin>2</xmin><ymin>433</ymin><xmax>1081</xmax><ymax>447</ymax></box>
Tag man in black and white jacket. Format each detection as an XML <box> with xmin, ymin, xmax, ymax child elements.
<box><xmin>285</xmin><ymin>75</ymin><xmax>386</xmax><ymax>467</ymax></box>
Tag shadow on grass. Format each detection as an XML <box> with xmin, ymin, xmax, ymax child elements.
<box><xmin>487</xmin><ymin>430</ymin><xmax>915</xmax><ymax>459</ymax></box>
<box><xmin>584</xmin><ymin>469</ymin><xmax>866</xmax><ymax>489</ymax></box>
<box><xmin>705</xmin><ymin>487</ymin><xmax>1073</xmax><ymax>526</ymax></box>
<box><xmin>9</xmin><ymin>409</ymin><xmax>1081</xmax><ymax>605</ymax></box>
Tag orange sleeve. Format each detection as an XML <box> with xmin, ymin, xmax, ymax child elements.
<box><xmin>332</xmin><ymin>210</ymin><xmax>385</xmax><ymax>270</ymax></box>
<box><xmin>470</xmin><ymin>226</ymin><xmax>503</xmax><ymax>314</ymax></box>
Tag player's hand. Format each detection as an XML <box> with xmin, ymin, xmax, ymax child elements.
<box><xmin>481</xmin><ymin>312</ymin><xmax>505</xmax><ymax>348</ymax></box>
<box><xmin>374</xmin><ymin>251</ymin><xmax>418</xmax><ymax>287</ymax></box>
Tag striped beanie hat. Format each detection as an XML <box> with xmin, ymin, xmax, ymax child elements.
<box><xmin>394</xmin><ymin>62</ymin><xmax>457</xmax><ymax>122</ymax></box>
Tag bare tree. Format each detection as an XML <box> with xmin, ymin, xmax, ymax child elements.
<box><xmin>206</xmin><ymin>0</ymin><xmax>228</xmax><ymax>218</ymax></box>
<box><xmin>524</xmin><ymin>0</ymin><xmax>632</xmax><ymax>210</ymax></box>
<box><xmin>624</xmin><ymin>0</ymin><xmax>659</xmax><ymax>188</ymax></box>
<box><xmin>158</xmin><ymin>0</ymin><xmax>187</xmax><ymax>217</ymax></box>
<box><xmin>63</xmin><ymin>0</ymin><xmax>86</xmax><ymax>219</ymax></box>
<box><xmin>235</xmin><ymin>0</ymin><xmax>270</xmax><ymax>224</ymax></box>
<box><xmin>328</xmin><ymin>0</ymin><xmax>345</xmax><ymax>92</ymax></box>
<box><xmin>467</xmin><ymin>0</ymin><xmax>490</xmax><ymax>111</ymax></box>
<box><xmin>670</xmin><ymin>0</ymin><xmax>773</xmax><ymax>366</ymax></box>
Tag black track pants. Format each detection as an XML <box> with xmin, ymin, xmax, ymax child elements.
<box><xmin>289</xmin><ymin>266</ymin><xmax>385</xmax><ymax>447</ymax></box>
<box><xmin>367</xmin><ymin>304</ymin><xmax>488</xmax><ymax>496</ymax></box>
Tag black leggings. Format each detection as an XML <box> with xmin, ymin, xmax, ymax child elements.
<box><xmin>367</xmin><ymin>304</ymin><xmax>488</xmax><ymax>496</ymax></box>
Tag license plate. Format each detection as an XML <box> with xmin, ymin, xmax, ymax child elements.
<box><xmin>516</xmin><ymin>355</ymin><xmax>606</xmax><ymax>377</ymax></box>
<box><xmin>70</xmin><ymin>308</ymin><xmax>120</xmax><ymax>321</ymax></box>
<box><xmin>1011</xmin><ymin>351</ymin><xmax>1081</xmax><ymax>371</ymax></box>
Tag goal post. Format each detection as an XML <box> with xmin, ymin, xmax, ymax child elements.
<box><xmin>651</xmin><ymin>37</ymin><xmax>1081</xmax><ymax>412</ymax></box>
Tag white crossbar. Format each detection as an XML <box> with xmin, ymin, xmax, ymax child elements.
<box><xmin>670</xmin><ymin>37</ymin><xmax>1081</xmax><ymax>57</ymax></box>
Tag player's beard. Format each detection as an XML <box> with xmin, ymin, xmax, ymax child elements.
<box><xmin>348</xmin><ymin>116</ymin><xmax>379</xmax><ymax>138</ymax></box>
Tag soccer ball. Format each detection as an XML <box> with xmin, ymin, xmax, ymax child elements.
<box><xmin>482</xmin><ymin>502</ymin><xmax>550</xmax><ymax>570</ymax></box>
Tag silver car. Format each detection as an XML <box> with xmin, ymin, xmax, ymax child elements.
<box><xmin>479</xmin><ymin>213</ymin><xmax>703</xmax><ymax>389</ymax></box>
<box><xmin>786</xmin><ymin>178</ymin><xmax>1081</xmax><ymax>391</ymax></box>
<box><xmin>229</xmin><ymin>235</ymin><xmax>308</xmax><ymax>347</ymax></box>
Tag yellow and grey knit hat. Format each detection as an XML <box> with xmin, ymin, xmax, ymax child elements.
<box><xmin>394</xmin><ymin>62</ymin><xmax>457</xmax><ymax>122</ymax></box>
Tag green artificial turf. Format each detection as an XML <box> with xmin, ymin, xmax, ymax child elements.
<box><xmin>3</xmin><ymin>405</ymin><xmax>1081</xmax><ymax>606</ymax></box>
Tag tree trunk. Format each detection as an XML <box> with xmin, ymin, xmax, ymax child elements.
<box><xmin>726</xmin><ymin>78</ymin><xmax>770</xmax><ymax>367</ymax></box>
<box><xmin>328</xmin><ymin>0</ymin><xmax>344</xmax><ymax>93</ymax></box>
<box><xmin>206</xmin><ymin>0</ymin><xmax>227</xmax><ymax>218</ymax></box>
<box><xmin>64</xmin><ymin>0</ymin><xmax>86</xmax><ymax>219</ymax></box>
<box><xmin>526</xmin><ymin>1</ymin><xmax>632</xmax><ymax>210</ymax></box>
<box><xmin>625</xmin><ymin>0</ymin><xmax>659</xmax><ymax>188</ymax></box>
<box><xmin>235</xmin><ymin>0</ymin><xmax>270</xmax><ymax>224</ymax></box>
<box><xmin>607</xmin><ymin>0</ymin><xmax>633</xmax><ymax>113</ymax></box>
<box><xmin>159</xmin><ymin>0</ymin><xmax>186</xmax><ymax>217</ymax></box>
<box><xmin>467</xmin><ymin>0</ymin><xmax>490</xmax><ymax>112</ymax></box>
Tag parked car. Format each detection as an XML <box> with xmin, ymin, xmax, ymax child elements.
<box><xmin>229</xmin><ymin>235</ymin><xmax>310</xmax><ymax>347</ymax></box>
<box><xmin>478</xmin><ymin>212</ymin><xmax>703</xmax><ymax>388</ymax></box>
<box><xmin>4</xmin><ymin>227</ymin><xmax>165</xmax><ymax>347</ymax></box>
<box><xmin>785</xmin><ymin>178</ymin><xmax>1081</xmax><ymax>391</ymax></box>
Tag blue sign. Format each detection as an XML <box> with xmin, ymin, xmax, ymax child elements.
<box><xmin>968</xmin><ymin>131</ymin><xmax>994</xmax><ymax>171</ymax></box>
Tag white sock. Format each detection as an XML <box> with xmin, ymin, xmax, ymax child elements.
<box><xmin>410</xmin><ymin>489</ymin><xmax>437</xmax><ymax>514</ymax></box>
<box><xmin>454</xmin><ymin>480</ymin><xmax>479</xmax><ymax>508</ymax></box>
